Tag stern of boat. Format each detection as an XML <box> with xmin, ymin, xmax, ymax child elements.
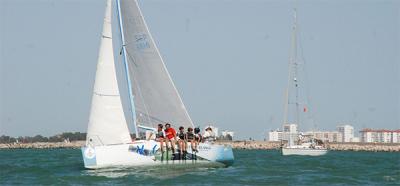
<box><xmin>196</xmin><ymin>143</ymin><xmax>234</xmax><ymax>166</ymax></box>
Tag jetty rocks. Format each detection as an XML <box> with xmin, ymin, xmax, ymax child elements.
<box><xmin>0</xmin><ymin>141</ymin><xmax>85</xmax><ymax>149</ymax></box>
<box><xmin>215</xmin><ymin>141</ymin><xmax>400</xmax><ymax>152</ymax></box>
<box><xmin>216</xmin><ymin>141</ymin><xmax>282</xmax><ymax>150</ymax></box>
<box><xmin>327</xmin><ymin>142</ymin><xmax>400</xmax><ymax>152</ymax></box>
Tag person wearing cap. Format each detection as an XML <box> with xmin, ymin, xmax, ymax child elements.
<box><xmin>164</xmin><ymin>123</ymin><xmax>177</xmax><ymax>152</ymax></box>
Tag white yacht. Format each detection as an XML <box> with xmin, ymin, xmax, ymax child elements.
<box><xmin>280</xmin><ymin>7</ymin><xmax>327</xmax><ymax>156</ymax></box>
<box><xmin>282</xmin><ymin>134</ymin><xmax>327</xmax><ymax>156</ymax></box>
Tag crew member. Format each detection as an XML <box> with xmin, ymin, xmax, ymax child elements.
<box><xmin>164</xmin><ymin>123</ymin><xmax>177</xmax><ymax>152</ymax></box>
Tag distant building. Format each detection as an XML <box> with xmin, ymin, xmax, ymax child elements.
<box><xmin>337</xmin><ymin>125</ymin><xmax>354</xmax><ymax>142</ymax></box>
<box><xmin>220</xmin><ymin>130</ymin><xmax>234</xmax><ymax>141</ymax></box>
<box><xmin>283</xmin><ymin>124</ymin><xmax>298</xmax><ymax>133</ymax></box>
<box><xmin>394</xmin><ymin>132</ymin><xmax>400</xmax><ymax>143</ymax></box>
<box><xmin>268</xmin><ymin>130</ymin><xmax>283</xmax><ymax>141</ymax></box>
<box><xmin>282</xmin><ymin>124</ymin><xmax>298</xmax><ymax>142</ymax></box>
<box><xmin>360</xmin><ymin>129</ymin><xmax>400</xmax><ymax>143</ymax></box>
<box><xmin>268</xmin><ymin>124</ymin><xmax>298</xmax><ymax>142</ymax></box>
<box><xmin>304</xmin><ymin>131</ymin><xmax>343</xmax><ymax>143</ymax></box>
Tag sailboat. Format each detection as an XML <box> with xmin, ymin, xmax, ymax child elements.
<box><xmin>81</xmin><ymin>0</ymin><xmax>234</xmax><ymax>169</ymax></box>
<box><xmin>281</xmin><ymin>7</ymin><xmax>327</xmax><ymax>156</ymax></box>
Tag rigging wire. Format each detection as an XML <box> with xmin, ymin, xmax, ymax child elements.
<box><xmin>298</xmin><ymin>24</ymin><xmax>318</xmax><ymax>132</ymax></box>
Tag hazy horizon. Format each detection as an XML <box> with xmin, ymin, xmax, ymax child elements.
<box><xmin>1</xmin><ymin>0</ymin><xmax>399</xmax><ymax>140</ymax></box>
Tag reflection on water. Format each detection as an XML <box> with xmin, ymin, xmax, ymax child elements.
<box><xmin>82</xmin><ymin>161</ymin><xmax>225</xmax><ymax>179</ymax></box>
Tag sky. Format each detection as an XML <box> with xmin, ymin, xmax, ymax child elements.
<box><xmin>0</xmin><ymin>0</ymin><xmax>399</xmax><ymax>140</ymax></box>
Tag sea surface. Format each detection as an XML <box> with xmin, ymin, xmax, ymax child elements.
<box><xmin>0</xmin><ymin>149</ymin><xmax>399</xmax><ymax>185</ymax></box>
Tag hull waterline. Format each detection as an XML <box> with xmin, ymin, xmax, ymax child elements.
<box><xmin>281</xmin><ymin>147</ymin><xmax>328</xmax><ymax>156</ymax></box>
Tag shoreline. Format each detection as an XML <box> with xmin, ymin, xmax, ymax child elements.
<box><xmin>0</xmin><ymin>141</ymin><xmax>399</xmax><ymax>152</ymax></box>
<box><xmin>215</xmin><ymin>141</ymin><xmax>400</xmax><ymax>152</ymax></box>
<box><xmin>0</xmin><ymin>141</ymin><xmax>85</xmax><ymax>149</ymax></box>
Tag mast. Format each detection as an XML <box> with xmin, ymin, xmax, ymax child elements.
<box><xmin>283</xmin><ymin>6</ymin><xmax>299</xmax><ymax>147</ymax></box>
<box><xmin>115</xmin><ymin>0</ymin><xmax>139</xmax><ymax>137</ymax></box>
<box><xmin>293</xmin><ymin>8</ymin><xmax>300</xmax><ymax>127</ymax></box>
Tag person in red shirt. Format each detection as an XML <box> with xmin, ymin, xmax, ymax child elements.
<box><xmin>164</xmin><ymin>123</ymin><xmax>177</xmax><ymax>152</ymax></box>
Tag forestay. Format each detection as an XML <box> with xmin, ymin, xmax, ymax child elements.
<box><xmin>113</xmin><ymin>0</ymin><xmax>194</xmax><ymax>130</ymax></box>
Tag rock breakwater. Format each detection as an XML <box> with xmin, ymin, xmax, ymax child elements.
<box><xmin>216</xmin><ymin>141</ymin><xmax>400</xmax><ymax>152</ymax></box>
<box><xmin>0</xmin><ymin>141</ymin><xmax>85</xmax><ymax>149</ymax></box>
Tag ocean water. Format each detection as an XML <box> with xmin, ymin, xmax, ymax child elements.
<box><xmin>0</xmin><ymin>149</ymin><xmax>399</xmax><ymax>185</ymax></box>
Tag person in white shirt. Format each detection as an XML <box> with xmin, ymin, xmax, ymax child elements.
<box><xmin>203</xmin><ymin>127</ymin><xmax>216</xmax><ymax>142</ymax></box>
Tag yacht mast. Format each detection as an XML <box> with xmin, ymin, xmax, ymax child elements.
<box><xmin>292</xmin><ymin>8</ymin><xmax>300</xmax><ymax>127</ymax></box>
<box><xmin>115</xmin><ymin>0</ymin><xmax>139</xmax><ymax>137</ymax></box>
<box><xmin>283</xmin><ymin>5</ymin><xmax>300</xmax><ymax>147</ymax></box>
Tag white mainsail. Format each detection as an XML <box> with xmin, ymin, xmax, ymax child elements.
<box><xmin>86</xmin><ymin>0</ymin><xmax>131</xmax><ymax>146</ymax></box>
<box><xmin>112</xmin><ymin>0</ymin><xmax>194</xmax><ymax>131</ymax></box>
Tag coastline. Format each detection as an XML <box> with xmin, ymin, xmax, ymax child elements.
<box><xmin>0</xmin><ymin>140</ymin><xmax>399</xmax><ymax>152</ymax></box>
<box><xmin>0</xmin><ymin>141</ymin><xmax>85</xmax><ymax>149</ymax></box>
<box><xmin>215</xmin><ymin>141</ymin><xmax>400</xmax><ymax>152</ymax></box>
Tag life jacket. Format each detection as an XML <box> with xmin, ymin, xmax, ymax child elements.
<box><xmin>195</xmin><ymin>133</ymin><xmax>202</xmax><ymax>141</ymax></box>
<box><xmin>187</xmin><ymin>131</ymin><xmax>194</xmax><ymax>140</ymax></box>
<box><xmin>178</xmin><ymin>131</ymin><xmax>185</xmax><ymax>140</ymax></box>
<box><xmin>156</xmin><ymin>130</ymin><xmax>164</xmax><ymax>138</ymax></box>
